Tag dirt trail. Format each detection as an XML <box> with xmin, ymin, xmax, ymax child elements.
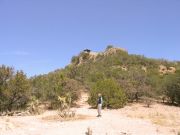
<box><xmin>76</xmin><ymin>91</ymin><xmax>90</xmax><ymax>108</ymax></box>
<box><xmin>0</xmin><ymin>92</ymin><xmax>179</xmax><ymax>135</ymax></box>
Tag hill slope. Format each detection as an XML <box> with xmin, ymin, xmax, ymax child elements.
<box><xmin>29</xmin><ymin>46</ymin><xmax>180</xmax><ymax>108</ymax></box>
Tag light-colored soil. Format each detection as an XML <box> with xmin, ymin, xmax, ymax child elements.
<box><xmin>0</xmin><ymin>93</ymin><xmax>180</xmax><ymax>135</ymax></box>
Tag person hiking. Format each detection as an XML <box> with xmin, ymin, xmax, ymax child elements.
<box><xmin>97</xmin><ymin>93</ymin><xmax>103</xmax><ymax>117</ymax></box>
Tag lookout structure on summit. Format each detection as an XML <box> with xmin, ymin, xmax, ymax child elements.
<box><xmin>83</xmin><ymin>49</ymin><xmax>91</xmax><ymax>53</ymax></box>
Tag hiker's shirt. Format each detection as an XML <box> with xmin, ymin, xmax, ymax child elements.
<box><xmin>98</xmin><ymin>97</ymin><xmax>103</xmax><ymax>105</ymax></box>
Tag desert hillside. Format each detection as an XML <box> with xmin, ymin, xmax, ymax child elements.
<box><xmin>0</xmin><ymin>46</ymin><xmax>180</xmax><ymax>135</ymax></box>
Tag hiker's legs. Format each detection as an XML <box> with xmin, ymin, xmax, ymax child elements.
<box><xmin>97</xmin><ymin>104</ymin><xmax>102</xmax><ymax>116</ymax></box>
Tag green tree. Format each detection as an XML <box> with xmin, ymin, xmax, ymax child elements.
<box><xmin>7</xmin><ymin>70</ymin><xmax>30</xmax><ymax>111</ymax></box>
<box><xmin>164</xmin><ymin>70</ymin><xmax>180</xmax><ymax>104</ymax></box>
<box><xmin>106</xmin><ymin>45</ymin><xmax>114</xmax><ymax>50</ymax></box>
<box><xmin>71</xmin><ymin>56</ymin><xmax>79</xmax><ymax>65</ymax></box>
<box><xmin>88</xmin><ymin>79</ymin><xmax>127</xmax><ymax>109</ymax></box>
<box><xmin>0</xmin><ymin>65</ymin><xmax>14</xmax><ymax>111</ymax></box>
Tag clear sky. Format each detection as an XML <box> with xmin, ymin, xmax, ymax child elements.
<box><xmin>0</xmin><ymin>0</ymin><xmax>180</xmax><ymax>77</ymax></box>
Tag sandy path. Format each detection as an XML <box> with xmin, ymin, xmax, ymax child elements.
<box><xmin>0</xmin><ymin>92</ymin><xmax>178</xmax><ymax>135</ymax></box>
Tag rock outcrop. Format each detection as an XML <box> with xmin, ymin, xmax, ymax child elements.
<box><xmin>77</xmin><ymin>51</ymin><xmax>99</xmax><ymax>66</ymax></box>
<box><xmin>112</xmin><ymin>65</ymin><xmax>128</xmax><ymax>71</ymax></box>
<box><xmin>104</xmin><ymin>47</ymin><xmax>127</xmax><ymax>56</ymax></box>
<box><xmin>88</xmin><ymin>52</ymin><xmax>99</xmax><ymax>60</ymax></box>
<box><xmin>141</xmin><ymin>66</ymin><xmax>147</xmax><ymax>72</ymax></box>
<box><xmin>75</xmin><ymin>47</ymin><xmax>127</xmax><ymax>66</ymax></box>
<box><xmin>159</xmin><ymin>65</ymin><xmax>176</xmax><ymax>74</ymax></box>
<box><xmin>159</xmin><ymin>65</ymin><xmax>167</xmax><ymax>74</ymax></box>
<box><xmin>168</xmin><ymin>67</ymin><xmax>176</xmax><ymax>73</ymax></box>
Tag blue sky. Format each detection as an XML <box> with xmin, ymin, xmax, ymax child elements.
<box><xmin>0</xmin><ymin>0</ymin><xmax>180</xmax><ymax>77</ymax></box>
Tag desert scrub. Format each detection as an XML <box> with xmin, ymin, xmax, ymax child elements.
<box><xmin>57</xmin><ymin>94</ymin><xmax>76</xmax><ymax>119</ymax></box>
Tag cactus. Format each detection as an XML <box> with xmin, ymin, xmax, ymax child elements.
<box><xmin>57</xmin><ymin>93</ymin><xmax>75</xmax><ymax>118</ymax></box>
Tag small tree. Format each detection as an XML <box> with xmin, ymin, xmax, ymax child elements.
<box><xmin>7</xmin><ymin>71</ymin><xmax>30</xmax><ymax>111</ymax></box>
<box><xmin>106</xmin><ymin>45</ymin><xmax>114</xmax><ymax>50</ymax></box>
<box><xmin>88</xmin><ymin>79</ymin><xmax>127</xmax><ymax>109</ymax></box>
<box><xmin>0</xmin><ymin>65</ymin><xmax>14</xmax><ymax>112</ymax></box>
<box><xmin>71</xmin><ymin>56</ymin><xmax>79</xmax><ymax>65</ymax></box>
<box><xmin>164</xmin><ymin>70</ymin><xmax>180</xmax><ymax>105</ymax></box>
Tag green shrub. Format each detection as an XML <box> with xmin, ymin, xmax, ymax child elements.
<box><xmin>88</xmin><ymin>79</ymin><xmax>127</xmax><ymax>109</ymax></box>
<box><xmin>106</xmin><ymin>45</ymin><xmax>114</xmax><ymax>50</ymax></box>
<box><xmin>164</xmin><ymin>70</ymin><xmax>180</xmax><ymax>105</ymax></box>
<box><xmin>71</xmin><ymin>56</ymin><xmax>79</xmax><ymax>65</ymax></box>
<box><xmin>0</xmin><ymin>67</ymin><xmax>30</xmax><ymax>112</ymax></box>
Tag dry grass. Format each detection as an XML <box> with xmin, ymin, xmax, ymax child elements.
<box><xmin>120</xmin><ymin>103</ymin><xmax>180</xmax><ymax>129</ymax></box>
<box><xmin>41</xmin><ymin>114</ymin><xmax>94</xmax><ymax>122</ymax></box>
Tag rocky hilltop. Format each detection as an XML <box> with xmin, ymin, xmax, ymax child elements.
<box><xmin>71</xmin><ymin>46</ymin><xmax>177</xmax><ymax>74</ymax></box>
<box><xmin>73</xmin><ymin>47</ymin><xmax>128</xmax><ymax>66</ymax></box>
